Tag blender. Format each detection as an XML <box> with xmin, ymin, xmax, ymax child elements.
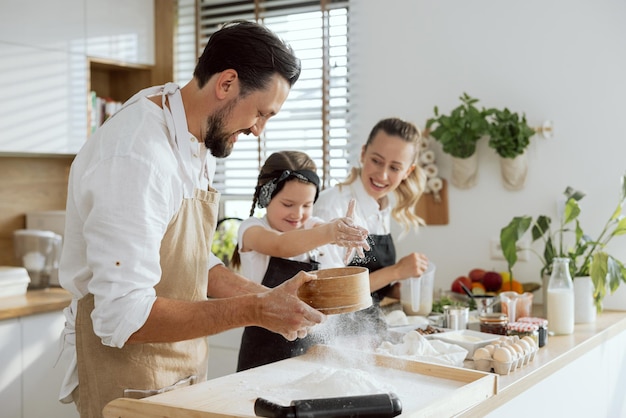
<box><xmin>13</xmin><ymin>229</ymin><xmax>62</xmax><ymax>289</ymax></box>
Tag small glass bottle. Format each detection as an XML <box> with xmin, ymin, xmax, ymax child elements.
<box><xmin>479</xmin><ymin>312</ymin><xmax>508</xmax><ymax>335</ymax></box>
<box><xmin>546</xmin><ymin>257</ymin><xmax>575</xmax><ymax>335</ymax></box>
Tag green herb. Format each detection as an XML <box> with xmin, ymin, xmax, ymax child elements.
<box><xmin>431</xmin><ymin>296</ymin><xmax>474</xmax><ymax>313</ymax></box>
<box><xmin>425</xmin><ymin>93</ymin><xmax>490</xmax><ymax>159</ymax></box>
<box><xmin>487</xmin><ymin>108</ymin><xmax>535</xmax><ymax>158</ymax></box>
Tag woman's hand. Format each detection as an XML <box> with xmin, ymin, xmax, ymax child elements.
<box><xmin>395</xmin><ymin>252</ymin><xmax>429</xmax><ymax>280</ymax></box>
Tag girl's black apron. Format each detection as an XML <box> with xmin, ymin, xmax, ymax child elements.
<box><xmin>237</xmin><ymin>256</ymin><xmax>319</xmax><ymax>372</ymax></box>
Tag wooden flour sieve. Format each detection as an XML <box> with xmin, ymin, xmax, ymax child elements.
<box><xmin>297</xmin><ymin>266</ymin><xmax>372</xmax><ymax>314</ymax></box>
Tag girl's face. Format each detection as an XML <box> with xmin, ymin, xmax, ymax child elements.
<box><xmin>266</xmin><ymin>180</ymin><xmax>317</xmax><ymax>232</ymax></box>
<box><xmin>360</xmin><ymin>131</ymin><xmax>416</xmax><ymax>203</ymax></box>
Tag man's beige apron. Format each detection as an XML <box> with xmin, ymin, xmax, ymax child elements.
<box><xmin>74</xmin><ymin>84</ymin><xmax>219</xmax><ymax>417</ymax></box>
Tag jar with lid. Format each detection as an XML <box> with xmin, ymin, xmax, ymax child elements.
<box><xmin>518</xmin><ymin>317</ymin><xmax>548</xmax><ymax>347</ymax></box>
<box><xmin>546</xmin><ymin>257</ymin><xmax>575</xmax><ymax>335</ymax></box>
<box><xmin>479</xmin><ymin>312</ymin><xmax>508</xmax><ymax>335</ymax></box>
<box><xmin>507</xmin><ymin>322</ymin><xmax>539</xmax><ymax>346</ymax></box>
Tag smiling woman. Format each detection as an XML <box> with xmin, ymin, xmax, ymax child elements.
<box><xmin>314</xmin><ymin>117</ymin><xmax>429</xmax><ymax>302</ymax></box>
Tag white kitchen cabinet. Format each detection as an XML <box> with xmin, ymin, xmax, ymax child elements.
<box><xmin>0</xmin><ymin>43</ymin><xmax>87</xmax><ymax>154</ymax></box>
<box><xmin>0</xmin><ymin>0</ymin><xmax>85</xmax><ymax>53</ymax></box>
<box><xmin>0</xmin><ymin>312</ymin><xmax>78</xmax><ymax>418</ymax></box>
<box><xmin>484</xmin><ymin>326</ymin><xmax>626</xmax><ymax>417</ymax></box>
<box><xmin>21</xmin><ymin>311</ymin><xmax>79</xmax><ymax>418</ymax></box>
<box><xmin>86</xmin><ymin>0</ymin><xmax>154</xmax><ymax>65</ymax></box>
<box><xmin>0</xmin><ymin>318</ymin><xmax>22</xmax><ymax>418</ymax></box>
<box><xmin>0</xmin><ymin>0</ymin><xmax>155</xmax><ymax>154</ymax></box>
<box><xmin>207</xmin><ymin>327</ymin><xmax>243</xmax><ymax>380</ymax></box>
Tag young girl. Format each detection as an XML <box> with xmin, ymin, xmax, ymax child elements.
<box><xmin>314</xmin><ymin>117</ymin><xmax>431</xmax><ymax>303</ymax></box>
<box><xmin>232</xmin><ymin>150</ymin><xmax>369</xmax><ymax>371</ymax></box>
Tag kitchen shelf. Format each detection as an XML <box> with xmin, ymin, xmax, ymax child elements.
<box><xmin>88</xmin><ymin>57</ymin><xmax>154</xmax><ymax>104</ymax></box>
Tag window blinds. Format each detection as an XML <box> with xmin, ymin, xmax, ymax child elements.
<box><xmin>194</xmin><ymin>0</ymin><xmax>351</xmax><ymax>194</ymax></box>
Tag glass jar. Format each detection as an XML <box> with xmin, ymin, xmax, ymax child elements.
<box><xmin>479</xmin><ymin>312</ymin><xmax>508</xmax><ymax>335</ymax></box>
<box><xmin>547</xmin><ymin>257</ymin><xmax>575</xmax><ymax>335</ymax></box>
<box><xmin>507</xmin><ymin>322</ymin><xmax>539</xmax><ymax>346</ymax></box>
<box><xmin>518</xmin><ymin>317</ymin><xmax>548</xmax><ymax>347</ymax></box>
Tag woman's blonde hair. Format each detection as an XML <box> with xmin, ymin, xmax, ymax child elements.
<box><xmin>339</xmin><ymin>117</ymin><xmax>426</xmax><ymax>231</ymax></box>
<box><xmin>230</xmin><ymin>151</ymin><xmax>319</xmax><ymax>268</ymax></box>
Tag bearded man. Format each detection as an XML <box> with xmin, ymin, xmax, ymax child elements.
<box><xmin>58</xmin><ymin>21</ymin><xmax>325</xmax><ymax>418</ymax></box>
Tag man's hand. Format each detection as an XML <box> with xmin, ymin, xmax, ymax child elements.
<box><xmin>256</xmin><ymin>271</ymin><xmax>326</xmax><ymax>341</ymax></box>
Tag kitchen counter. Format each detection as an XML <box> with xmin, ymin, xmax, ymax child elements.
<box><xmin>0</xmin><ymin>287</ymin><xmax>72</xmax><ymax>320</ymax></box>
<box><xmin>460</xmin><ymin>309</ymin><xmax>626</xmax><ymax>416</ymax></box>
<box><xmin>102</xmin><ymin>308</ymin><xmax>626</xmax><ymax>417</ymax></box>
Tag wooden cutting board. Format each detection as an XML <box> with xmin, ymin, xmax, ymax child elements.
<box><xmin>103</xmin><ymin>345</ymin><xmax>496</xmax><ymax>418</ymax></box>
<box><xmin>416</xmin><ymin>179</ymin><xmax>449</xmax><ymax>225</ymax></box>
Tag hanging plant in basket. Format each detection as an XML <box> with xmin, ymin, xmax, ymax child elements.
<box><xmin>487</xmin><ymin>108</ymin><xmax>536</xmax><ymax>190</ymax></box>
<box><xmin>425</xmin><ymin>93</ymin><xmax>490</xmax><ymax>189</ymax></box>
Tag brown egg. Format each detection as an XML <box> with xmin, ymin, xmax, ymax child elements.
<box><xmin>517</xmin><ymin>339</ymin><xmax>531</xmax><ymax>354</ymax></box>
<box><xmin>502</xmin><ymin>345</ymin><xmax>518</xmax><ymax>360</ymax></box>
<box><xmin>522</xmin><ymin>335</ymin><xmax>537</xmax><ymax>349</ymax></box>
<box><xmin>473</xmin><ymin>347</ymin><xmax>492</xmax><ymax>360</ymax></box>
<box><xmin>493</xmin><ymin>347</ymin><xmax>512</xmax><ymax>362</ymax></box>
<box><xmin>484</xmin><ymin>344</ymin><xmax>498</xmax><ymax>356</ymax></box>
<box><xmin>511</xmin><ymin>343</ymin><xmax>525</xmax><ymax>356</ymax></box>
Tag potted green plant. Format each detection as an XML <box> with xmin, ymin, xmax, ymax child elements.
<box><xmin>425</xmin><ymin>93</ymin><xmax>490</xmax><ymax>189</ymax></box>
<box><xmin>500</xmin><ymin>174</ymin><xmax>626</xmax><ymax>315</ymax></box>
<box><xmin>487</xmin><ymin>108</ymin><xmax>536</xmax><ymax>190</ymax></box>
<box><xmin>211</xmin><ymin>217</ymin><xmax>242</xmax><ymax>268</ymax></box>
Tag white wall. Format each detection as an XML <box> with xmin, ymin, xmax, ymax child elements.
<box><xmin>349</xmin><ymin>0</ymin><xmax>626</xmax><ymax>302</ymax></box>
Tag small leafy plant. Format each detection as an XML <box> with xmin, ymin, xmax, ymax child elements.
<box><xmin>500</xmin><ymin>174</ymin><xmax>626</xmax><ymax>310</ymax></box>
<box><xmin>487</xmin><ymin>108</ymin><xmax>535</xmax><ymax>159</ymax></box>
<box><xmin>211</xmin><ymin>218</ymin><xmax>242</xmax><ymax>267</ymax></box>
<box><xmin>425</xmin><ymin>93</ymin><xmax>490</xmax><ymax>158</ymax></box>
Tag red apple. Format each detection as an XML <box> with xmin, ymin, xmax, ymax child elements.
<box><xmin>482</xmin><ymin>271</ymin><xmax>503</xmax><ymax>292</ymax></box>
<box><xmin>468</xmin><ymin>268</ymin><xmax>486</xmax><ymax>282</ymax></box>
<box><xmin>451</xmin><ymin>276</ymin><xmax>472</xmax><ymax>294</ymax></box>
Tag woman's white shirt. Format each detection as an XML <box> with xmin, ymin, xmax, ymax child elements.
<box><xmin>314</xmin><ymin>177</ymin><xmax>392</xmax><ymax>266</ymax></box>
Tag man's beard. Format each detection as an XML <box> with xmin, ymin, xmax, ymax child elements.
<box><xmin>203</xmin><ymin>99</ymin><xmax>239</xmax><ymax>158</ymax></box>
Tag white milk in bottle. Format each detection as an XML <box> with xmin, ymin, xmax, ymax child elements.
<box><xmin>546</xmin><ymin>258</ymin><xmax>575</xmax><ymax>335</ymax></box>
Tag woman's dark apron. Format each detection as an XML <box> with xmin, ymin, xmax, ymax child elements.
<box><xmin>237</xmin><ymin>256</ymin><xmax>319</xmax><ymax>372</ymax></box>
<box><xmin>337</xmin><ymin>233</ymin><xmax>396</xmax><ymax>337</ymax></box>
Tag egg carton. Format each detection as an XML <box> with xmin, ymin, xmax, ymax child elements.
<box><xmin>472</xmin><ymin>335</ymin><xmax>538</xmax><ymax>375</ymax></box>
<box><xmin>474</xmin><ymin>348</ymin><xmax>537</xmax><ymax>375</ymax></box>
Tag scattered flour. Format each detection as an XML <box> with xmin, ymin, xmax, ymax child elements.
<box><xmin>287</xmin><ymin>366</ymin><xmax>396</xmax><ymax>398</ymax></box>
<box><xmin>376</xmin><ymin>331</ymin><xmax>467</xmax><ymax>367</ymax></box>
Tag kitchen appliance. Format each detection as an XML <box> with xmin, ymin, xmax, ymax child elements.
<box><xmin>254</xmin><ymin>393</ymin><xmax>402</xmax><ymax>418</ymax></box>
<box><xmin>25</xmin><ymin>210</ymin><xmax>66</xmax><ymax>286</ymax></box>
<box><xmin>13</xmin><ymin>229</ymin><xmax>62</xmax><ymax>289</ymax></box>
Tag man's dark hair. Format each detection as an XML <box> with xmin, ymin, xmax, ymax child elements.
<box><xmin>193</xmin><ymin>20</ymin><xmax>301</xmax><ymax>96</ymax></box>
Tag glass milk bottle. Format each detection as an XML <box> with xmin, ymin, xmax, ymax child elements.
<box><xmin>546</xmin><ymin>257</ymin><xmax>575</xmax><ymax>335</ymax></box>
